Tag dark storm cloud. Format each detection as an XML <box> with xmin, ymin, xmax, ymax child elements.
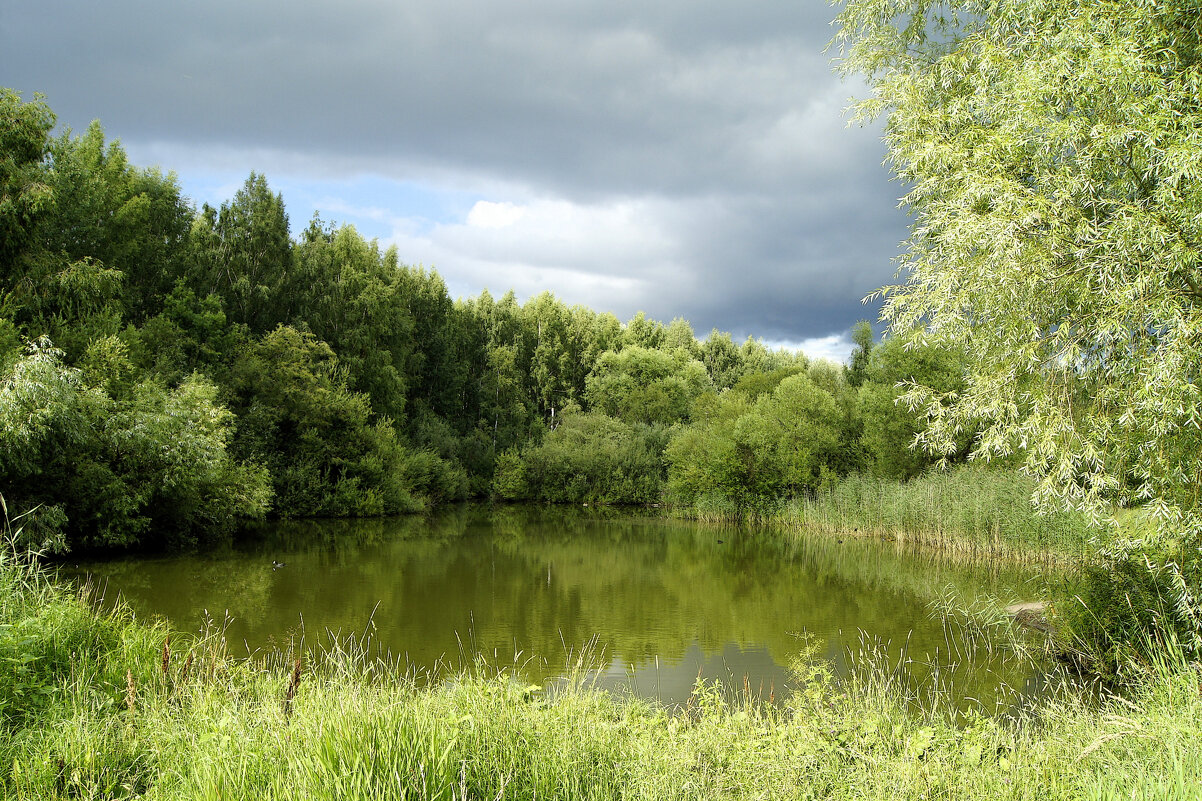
<box><xmin>1</xmin><ymin>0</ymin><xmax>907</xmax><ymax>348</ymax></box>
<box><xmin>668</xmin><ymin>186</ymin><xmax>903</xmax><ymax>343</ymax></box>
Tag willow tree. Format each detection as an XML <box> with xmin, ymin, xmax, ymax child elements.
<box><xmin>834</xmin><ymin>0</ymin><xmax>1202</xmax><ymax>656</ymax></box>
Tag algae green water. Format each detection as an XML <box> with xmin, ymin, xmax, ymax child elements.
<box><xmin>57</xmin><ymin>504</ymin><xmax>1053</xmax><ymax>711</ymax></box>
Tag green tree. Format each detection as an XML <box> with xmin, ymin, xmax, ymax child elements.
<box><xmin>622</xmin><ymin>311</ymin><xmax>666</xmax><ymax>350</ymax></box>
<box><xmin>858</xmin><ymin>334</ymin><xmax>967</xmax><ymax>480</ymax></box>
<box><xmin>700</xmin><ymin>329</ymin><xmax>744</xmax><ymax>390</ymax></box>
<box><xmin>585</xmin><ymin>346</ymin><xmax>712</xmax><ymax>426</ymax></box>
<box><xmin>731</xmin><ymin>366</ymin><xmax>805</xmax><ymax>400</ymax></box>
<box><xmin>835</xmin><ymin>0</ymin><xmax>1202</xmax><ymax>661</ymax></box>
<box><xmin>229</xmin><ymin>326</ymin><xmax>423</xmax><ymax>517</ymax></box>
<box><xmin>763</xmin><ymin>374</ymin><xmax>843</xmax><ymax>495</ymax></box>
<box><xmin>130</xmin><ymin>284</ymin><xmax>248</xmax><ymax>387</ymax></box>
<box><xmin>564</xmin><ymin>304</ymin><xmax>620</xmax><ymax>400</ymax></box>
<box><xmin>0</xmin><ymin>89</ymin><xmax>54</xmax><ymax>268</ymax></box>
<box><xmin>523</xmin><ymin>291</ymin><xmax>575</xmax><ymax>420</ymax></box>
<box><xmin>463</xmin><ymin>289</ymin><xmax>540</xmax><ymax>464</ymax></box>
<box><xmin>291</xmin><ymin>220</ymin><xmax>413</xmax><ymax>425</ymax></box>
<box><xmin>396</xmin><ymin>265</ymin><xmax>467</xmax><ymax>426</ymax></box>
<box><xmin>187</xmin><ymin>173</ymin><xmax>291</xmax><ymax>333</ymax></box>
<box><xmin>0</xmin><ymin>338</ymin><xmax>269</xmax><ymax>552</ymax></box>
<box><xmin>738</xmin><ymin>337</ymin><xmax>772</xmax><ymax>377</ymax></box>
<box><xmin>836</xmin><ymin>0</ymin><xmax>1202</xmax><ymax>523</ymax></box>
<box><xmin>664</xmin><ymin>317</ymin><xmax>700</xmax><ymax>357</ymax></box>
<box><xmin>40</xmin><ymin>123</ymin><xmax>192</xmax><ymax>323</ymax></box>
<box><xmin>492</xmin><ymin>407</ymin><xmax>665</xmax><ymax>504</ymax></box>
<box><xmin>665</xmin><ymin>374</ymin><xmax>840</xmax><ymax>518</ymax></box>
<box><xmin>0</xmin><ymin>96</ymin><xmax>132</xmax><ymax>360</ymax></box>
<box><xmin>845</xmin><ymin>321</ymin><xmax>874</xmax><ymax>388</ymax></box>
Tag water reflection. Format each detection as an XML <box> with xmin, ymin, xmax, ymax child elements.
<box><xmin>59</xmin><ymin>504</ymin><xmax>1053</xmax><ymax>711</ymax></box>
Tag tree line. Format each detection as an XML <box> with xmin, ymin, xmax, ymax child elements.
<box><xmin>0</xmin><ymin>88</ymin><xmax>966</xmax><ymax>553</ymax></box>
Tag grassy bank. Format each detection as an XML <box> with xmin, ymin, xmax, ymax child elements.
<box><xmin>3</xmin><ymin>546</ymin><xmax>1202</xmax><ymax>799</ymax></box>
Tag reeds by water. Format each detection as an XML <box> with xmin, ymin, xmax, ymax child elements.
<box><xmin>791</xmin><ymin>467</ymin><xmax>1094</xmax><ymax>561</ymax></box>
<box><xmin>670</xmin><ymin>467</ymin><xmax>1095</xmax><ymax>562</ymax></box>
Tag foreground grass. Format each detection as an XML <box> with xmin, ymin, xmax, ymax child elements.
<box><xmin>4</xmin><ymin>546</ymin><xmax>1202</xmax><ymax>799</ymax></box>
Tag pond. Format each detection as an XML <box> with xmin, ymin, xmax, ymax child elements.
<box><xmin>58</xmin><ymin>504</ymin><xmax>1055</xmax><ymax>713</ymax></box>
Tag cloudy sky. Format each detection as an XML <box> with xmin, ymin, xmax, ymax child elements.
<box><xmin>2</xmin><ymin>0</ymin><xmax>907</xmax><ymax>361</ymax></box>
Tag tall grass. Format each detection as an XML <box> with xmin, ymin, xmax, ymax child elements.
<box><xmin>788</xmin><ymin>467</ymin><xmax>1095</xmax><ymax>561</ymax></box>
<box><xmin>4</xmin><ymin>545</ymin><xmax>1202</xmax><ymax>799</ymax></box>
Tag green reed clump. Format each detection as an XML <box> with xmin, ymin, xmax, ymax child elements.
<box><xmin>789</xmin><ymin>466</ymin><xmax>1094</xmax><ymax>560</ymax></box>
<box><xmin>670</xmin><ymin>492</ymin><xmax>745</xmax><ymax>524</ymax></box>
<box><xmin>0</xmin><ymin>548</ymin><xmax>161</xmax><ymax>731</ymax></box>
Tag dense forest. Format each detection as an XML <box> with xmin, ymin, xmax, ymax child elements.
<box><xmin>0</xmin><ymin>88</ymin><xmax>968</xmax><ymax>554</ymax></box>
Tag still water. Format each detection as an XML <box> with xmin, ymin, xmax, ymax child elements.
<box><xmin>60</xmin><ymin>504</ymin><xmax>1053</xmax><ymax>711</ymax></box>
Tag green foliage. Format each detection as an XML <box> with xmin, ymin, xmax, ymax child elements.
<box><xmin>40</xmin><ymin>123</ymin><xmax>192</xmax><ymax>323</ymax></box>
<box><xmin>6</xmin><ymin>253</ymin><xmax>125</xmax><ymax>362</ymax></box>
<box><xmin>585</xmin><ymin>345</ymin><xmax>712</xmax><ymax>426</ymax></box>
<box><xmin>835</xmin><ymin>0</ymin><xmax>1202</xmax><ymax>662</ymax></box>
<box><xmin>187</xmin><ymin>173</ymin><xmax>292</xmax><ymax>334</ymax></box>
<box><xmin>291</xmin><ymin>220</ymin><xmax>413</xmax><ymax>424</ymax></box>
<box><xmin>0</xmin><ymin>112</ymin><xmax>195</xmax><ymax>360</ymax></box>
<box><xmin>522</xmin><ymin>291</ymin><xmax>577</xmax><ymax>420</ymax></box>
<box><xmin>1062</xmin><ymin>541</ymin><xmax>1202</xmax><ymax>678</ymax></box>
<box><xmin>493</xmin><ymin>408</ymin><xmax>666</xmax><ymax>504</ymax></box>
<box><xmin>622</xmin><ymin>310</ymin><xmax>666</xmax><ymax>350</ymax></box>
<box><xmin>130</xmin><ymin>283</ymin><xmax>248</xmax><ymax>386</ymax></box>
<box><xmin>0</xmin><ymin>339</ymin><xmax>269</xmax><ymax>552</ymax></box>
<box><xmin>700</xmin><ymin>329</ymin><xmax>744</xmax><ymax>390</ymax></box>
<box><xmin>730</xmin><ymin>366</ymin><xmax>805</xmax><ymax>400</ymax></box>
<box><xmin>478</xmin><ymin>341</ymin><xmax>534</xmax><ymax>450</ymax></box>
<box><xmin>858</xmin><ymin>333</ymin><xmax>969</xmax><ymax>480</ymax></box>
<box><xmin>395</xmin><ymin>265</ymin><xmax>465</xmax><ymax>425</ymax></box>
<box><xmin>666</xmin><ymin>374</ymin><xmax>842</xmax><ymax>519</ymax></box>
<box><xmin>3</xmin><ymin>87</ymin><xmax>1024</xmax><ymax>548</ymax></box>
<box><xmin>0</xmin><ymin>89</ymin><xmax>54</xmax><ymax>267</ymax></box>
<box><xmin>846</xmin><ymin>320</ymin><xmax>874</xmax><ymax>388</ymax></box>
<box><xmin>663</xmin><ymin>316</ymin><xmax>699</xmax><ymax>357</ymax></box>
<box><xmin>835</xmin><ymin>0</ymin><xmax>1202</xmax><ymax>525</ymax></box>
<box><xmin>229</xmin><ymin>326</ymin><xmax>427</xmax><ymax>518</ymax></box>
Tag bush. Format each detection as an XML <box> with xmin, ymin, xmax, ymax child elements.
<box><xmin>1060</xmin><ymin>542</ymin><xmax>1202</xmax><ymax>678</ymax></box>
<box><xmin>0</xmin><ymin>339</ymin><xmax>270</xmax><ymax>552</ymax></box>
<box><xmin>665</xmin><ymin>374</ymin><xmax>841</xmax><ymax>519</ymax></box>
<box><xmin>491</xmin><ymin>409</ymin><xmax>666</xmax><ymax>504</ymax></box>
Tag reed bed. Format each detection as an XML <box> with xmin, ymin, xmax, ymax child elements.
<box><xmin>3</xmin><ymin>544</ymin><xmax>1202</xmax><ymax>799</ymax></box>
<box><xmin>785</xmin><ymin>467</ymin><xmax>1095</xmax><ymax>562</ymax></box>
<box><xmin>669</xmin><ymin>467</ymin><xmax>1095</xmax><ymax>562</ymax></box>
